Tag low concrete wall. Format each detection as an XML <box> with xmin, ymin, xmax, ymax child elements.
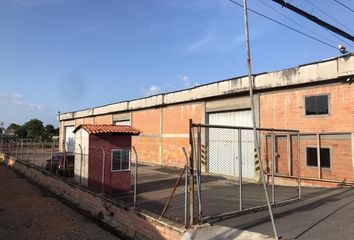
<box><xmin>0</xmin><ymin>154</ymin><xmax>185</xmax><ymax>240</ymax></box>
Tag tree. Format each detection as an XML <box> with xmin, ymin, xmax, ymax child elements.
<box><xmin>24</xmin><ymin>119</ymin><xmax>44</xmax><ymax>141</ymax></box>
<box><xmin>53</xmin><ymin>127</ymin><xmax>59</xmax><ymax>136</ymax></box>
<box><xmin>15</xmin><ymin>126</ymin><xmax>28</xmax><ymax>138</ymax></box>
<box><xmin>7</xmin><ymin>123</ymin><xmax>20</xmax><ymax>131</ymax></box>
<box><xmin>44</xmin><ymin>124</ymin><xmax>55</xmax><ymax>136</ymax></box>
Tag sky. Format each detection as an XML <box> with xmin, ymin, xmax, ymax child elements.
<box><xmin>0</xmin><ymin>0</ymin><xmax>353</xmax><ymax>128</ymax></box>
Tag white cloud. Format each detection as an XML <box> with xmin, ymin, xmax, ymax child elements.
<box><xmin>184</xmin><ymin>34</ymin><xmax>213</xmax><ymax>53</ymax></box>
<box><xmin>178</xmin><ymin>75</ymin><xmax>198</xmax><ymax>88</ymax></box>
<box><xmin>0</xmin><ymin>93</ymin><xmax>45</xmax><ymax>112</ymax></box>
<box><xmin>140</xmin><ymin>85</ymin><xmax>162</xmax><ymax>97</ymax></box>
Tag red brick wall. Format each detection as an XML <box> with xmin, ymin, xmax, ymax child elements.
<box><xmin>261</xmin><ymin>135</ymin><xmax>293</xmax><ymax>176</ymax></box>
<box><xmin>62</xmin><ymin>103</ymin><xmax>202</xmax><ymax>167</ymax></box>
<box><xmin>132</xmin><ymin>137</ymin><xmax>160</xmax><ymax>164</ymax></box>
<box><xmin>260</xmin><ymin>84</ymin><xmax>354</xmax><ymax>132</ymax></box>
<box><xmin>88</xmin><ymin>134</ymin><xmax>132</xmax><ymax>193</ymax></box>
<box><xmin>131</xmin><ymin>104</ymin><xmax>202</xmax><ymax>166</ymax></box>
<box><xmin>131</xmin><ymin>109</ymin><xmax>161</xmax><ymax>163</ymax></box>
<box><xmin>133</xmin><ymin>109</ymin><xmax>161</xmax><ymax>134</ymax></box>
<box><xmin>260</xmin><ymin>84</ymin><xmax>354</xmax><ymax>182</ymax></box>
<box><xmin>162</xmin><ymin>104</ymin><xmax>201</xmax><ymax>166</ymax></box>
<box><xmin>94</xmin><ymin>114</ymin><xmax>112</xmax><ymax>124</ymax></box>
<box><xmin>299</xmin><ymin>138</ymin><xmax>352</xmax><ymax>181</ymax></box>
<box><xmin>163</xmin><ymin>104</ymin><xmax>201</xmax><ymax>134</ymax></box>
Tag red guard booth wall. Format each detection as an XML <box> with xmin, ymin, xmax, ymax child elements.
<box><xmin>73</xmin><ymin>124</ymin><xmax>141</xmax><ymax>194</ymax></box>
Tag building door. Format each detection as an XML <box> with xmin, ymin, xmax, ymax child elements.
<box><xmin>64</xmin><ymin>126</ymin><xmax>75</xmax><ymax>153</ymax></box>
<box><xmin>208</xmin><ymin>110</ymin><xmax>254</xmax><ymax>179</ymax></box>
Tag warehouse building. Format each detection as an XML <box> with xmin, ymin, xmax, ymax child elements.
<box><xmin>59</xmin><ymin>53</ymin><xmax>354</xmax><ymax>184</ymax></box>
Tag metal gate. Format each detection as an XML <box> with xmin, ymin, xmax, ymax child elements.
<box><xmin>189</xmin><ymin>122</ymin><xmax>301</xmax><ymax>223</ymax></box>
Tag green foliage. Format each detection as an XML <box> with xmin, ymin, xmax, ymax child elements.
<box><xmin>44</xmin><ymin>124</ymin><xmax>55</xmax><ymax>136</ymax></box>
<box><xmin>5</xmin><ymin>119</ymin><xmax>58</xmax><ymax>141</ymax></box>
<box><xmin>7</xmin><ymin>123</ymin><xmax>20</xmax><ymax>131</ymax></box>
<box><xmin>24</xmin><ymin>119</ymin><xmax>44</xmax><ymax>141</ymax></box>
<box><xmin>15</xmin><ymin>126</ymin><xmax>28</xmax><ymax>138</ymax></box>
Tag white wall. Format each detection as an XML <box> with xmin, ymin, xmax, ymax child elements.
<box><xmin>74</xmin><ymin>128</ymin><xmax>89</xmax><ymax>186</ymax></box>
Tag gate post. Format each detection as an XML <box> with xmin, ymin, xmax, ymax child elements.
<box><xmin>271</xmin><ymin>130</ymin><xmax>275</xmax><ymax>204</ymax></box>
<box><xmin>188</xmin><ymin>119</ymin><xmax>194</xmax><ymax>226</ymax></box>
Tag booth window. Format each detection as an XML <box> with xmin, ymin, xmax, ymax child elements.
<box><xmin>112</xmin><ymin>149</ymin><xmax>130</xmax><ymax>171</ymax></box>
<box><xmin>306</xmin><ymin>147</ymin><xmax>331</xmax><ymax>168</ymax></box>
<box><xmin>305</xmin><ymin>95</ymin><xmax>329</xmax><ymax>115</ymax></box>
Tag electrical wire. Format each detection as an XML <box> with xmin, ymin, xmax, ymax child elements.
<box><xmin>304</xmin><ymin>0</ymin><xmax>354</xmax><ymax>34</ymax></box>
<box><xmin>258</xmin><ymin>0</ymin><xmax>354</xmax><ymax>49</ymax></box>
<box><xmin>333</xmin><ymin>0</ymin><xmax>354</xmax><ymax>13</ymax></box>
<box><xmin>257</xmin><ymin>0</ymin><xmax>340</xmax><ymax>46</ymax></box>
<box><xmin>227</xmin><ymin>0</ymin><xmax>338</xmax><ymax>50</ymax></box>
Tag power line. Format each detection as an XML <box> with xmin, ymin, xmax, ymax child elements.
<box><xmin>260</xmin><ymin>0</ymin><xmax>354</xmax><ymax>49</ymax></box>
<box><xmin>257</xmin><ymin>0</ymin><xmax>344</xmax><ymax>47</ymax></box>
<box><xmin>270</xmin><ymin>0</ymin><xmax>354</xmax><ymax>42</ymax></box>
<box><xmin>333</xmin><ymin>0</ymin><xmax>354</xmax><ymax>13</ymax></box>
<box><xmin>304</xmin><ymin>0</ymin><xmax>354</xmax><ymax>33</ymax></box>
<box><xmin>227</xmin><ymin>0</ymin><xmax>338</xmax><ymax>50</ymax></box>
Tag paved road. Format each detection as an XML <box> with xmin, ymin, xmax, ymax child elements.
<box><xmin>0</xmin><ymin>164</ymin><xmax>121</xmax><ymax>240</ymax></box>
<box><xmin>217</xmin><ymin>187</ymin><xmax>354</xmax><ymax>240</ymax></box>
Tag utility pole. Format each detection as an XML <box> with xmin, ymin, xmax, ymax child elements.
<box><xmin>242</xmin><ymin>0</ymin><xmax>279</xmax><ymax>239</ymax></box>
<box><xmin>271</xmin><ymin>0</ymin><xmax>354</xmax><ymax>42</ymax></box>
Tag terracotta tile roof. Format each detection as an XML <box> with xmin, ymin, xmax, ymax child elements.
<box><xmin>74</xmin><ymin>124</ymin><xmax>141</xmax><ymax>135</ymax></box>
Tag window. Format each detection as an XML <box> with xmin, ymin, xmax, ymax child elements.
<box><xmin>111</xmin><ymin>149</ymin><xmax>130</xmax><ymax>171</ymax></box>
<box><xmin>306</xmin><ymin>147</ymin><xmax>331</xmax><ymax>168</ymax></box>
<box><xmin>305</xmin><ymin>95</ymin><xmax>329</xmax><ymax>115</ymax></box>
<box><xmin>114</xmin><ymin>120</ymin><xmax>131</xmax><ymax>126</ymax></box>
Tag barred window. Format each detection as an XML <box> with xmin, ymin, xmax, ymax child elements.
<box><xmin>306</xmin><ymin>147</ymin><xmax>331</xmax><ymax>168</ymax></box>
<box><xmin>305</xmin><ymin>95</ymin><xmax>329</xmax><ymax>115</ymax></box>
<box><xmin>111</xmin><ymin>149</ymin><xmax>130</xmax><ymax>171</ymax></box>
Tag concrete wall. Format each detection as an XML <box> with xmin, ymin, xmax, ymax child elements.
<box><xmin>59</xmin><ymin>54</ymin><xmax>354</xmax><ymax>122</ymax></box>
<box><xmin>1</xmin><ymin>157</ymin><xmax>185</xmax><ymax>240</ymax></box>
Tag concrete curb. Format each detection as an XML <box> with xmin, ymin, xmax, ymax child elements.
<box><xmin>182</xmin><ymin>225</ymin><xmax>273</xmax><ymax>240</ymax></box>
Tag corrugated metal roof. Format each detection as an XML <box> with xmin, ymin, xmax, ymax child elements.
<box><xmin>74</xmin><ymin>124</ymin><xmax>140</xmax><ymax>135</ymax></box>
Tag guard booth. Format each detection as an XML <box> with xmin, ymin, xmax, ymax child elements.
<box><xmin>73</xmin><ymin>124</ymin><xmax>140</xmax><ymax>194</ymax></box>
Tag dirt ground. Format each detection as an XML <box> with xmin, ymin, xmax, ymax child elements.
<box><xmin>0</xmin><ymin>164</ymin><xmax>120</xmax><ymax>240</ymax></box>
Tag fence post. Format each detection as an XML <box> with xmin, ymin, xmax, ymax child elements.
<box><xmin>271</xmin><ymin>130</ymin><xmax>275</xmax><ymax>204</ymax></box>
<box><xmin>20</xmin><ymin>140</ymin><xmax>23</xmax><ymax>161</ymax></box>
<box><xmin>132</xmin><ymin>146</ymin><xmax>138</xmax><ymax>208</ymax></box>
<box><xmin>182</xmin><ymin>147</ymin><xmax>189</xmax><ymax>227</ymax></box>
<box><xmin>15</xmin><ymin>141</ymin><xmax>18</xmax><ymax>159</ymax></box>
<box><xmin>238</xmin><ymin>128</ymin><xmax>243</xmax><ymax>211</ymax></box>
<box><xmin>26</xmin><ymin>141</ymin><xmax>29</xmax><ymax>162</ymax></box>
<box><xmin>317</xmin><ymin>133</ymin><xmax>321</xmax><ymax>179</ymax></box>
<box><xmin>41</xmin><ymin>143</ymin><xmax>44</xmax><ymax>166</ymax></box>
<box><xmin>287</xmin><ymin>134</ymin><xmax>292</xmax><ymax>176</ymax></box>
<box><xmin>297</xmin><ymin>132</ymin><xmax>301</xmax><ymax>199</ymax></box>
<box><xmin>188</xmin><ymin>119</ymin><xmax>194</xmax><ymax>226</ymax></box>
<box><xmin>50</xmin><ymin>141</ymin><xmax>54</xmax><ymax>172</ymax></box>
<box><xmin>100</xmin><ymin>146</ymin><xmax>105</xmax><ymax>194</ymax></box>
<box><xmin>196</xmin><ymin>125</ymin><xmax>202</xmax><ymax>222</ymax></box>
<box><xmin>33</xmin><ymin>142</ymin><xmax>37</xmax><ymax>165</ymax></box>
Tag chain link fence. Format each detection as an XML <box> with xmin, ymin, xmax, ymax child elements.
<box><xmin>0</xmin><ymin>138</ymin><xmax>189</xmax><ymax>225</ymax></box>
<box><xmin>0</xmin><ymin>139</ymin><xmax>59</xmax><ymax>168</ymax></box>
<box><xmin>190</xmin><ymin>123</ymin><xmax>300</xmax><ymax>223</ymax></box>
